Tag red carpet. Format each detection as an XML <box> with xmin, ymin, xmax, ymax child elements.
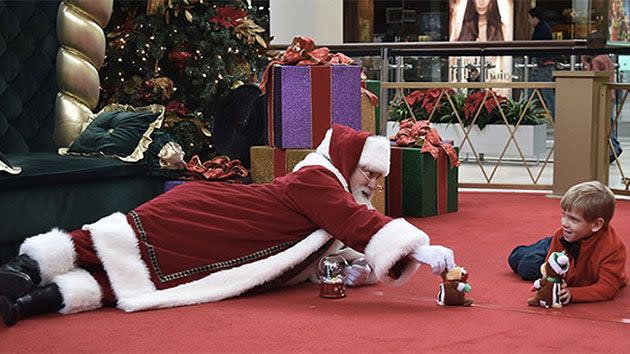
<box><xmin>1</xmin><ymin>192</ymin><xmax>629</xmax><ymax>352</ymax></box>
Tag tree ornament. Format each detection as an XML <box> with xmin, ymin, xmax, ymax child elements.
<box><xmin>165</xmin><ymin>100</ymin><xmax>189</xmax><ymax>116</ymax></box>
<box><xmin>229</xmin><ymin>56</ymin><xmax>252</xmax><ymax>79</ymax></box>
<box><xmin>168</xmin><ymin>49</ymin><xmax>193</xmax><ymax>72</ymax></box>
<box><xmin>146</xmin><ymin>0</ymin><xmax>166</xmax><ymax>15</ymax></box>
<box><xmin>208</xmin><ymin>6</ymin><xmax>247</xmax><ymax>29</ymax></box>
<box><xmin>148</xmin><ymin>77</ymin><xmax>175</xmax><ymax>100</ymax></box>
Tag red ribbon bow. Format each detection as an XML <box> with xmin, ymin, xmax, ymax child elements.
<box><xmin>390</xmin><ymin>118</ymin><xmax>460</xmax><ymax>167</ymax></box>
<box><xmin>185</xmin><ymin>155</ymin><xmax>248</xmax><ymax>181</ymax></box>
<box><xmin>260</xmin><ymin>36</ymin><xmax>356</xmax><ymax>95</ymax></box>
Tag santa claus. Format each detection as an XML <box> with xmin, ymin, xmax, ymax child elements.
<box><xmin>0</xmin><ymin>124</ymin><xmax>455</xmax><ymax>326</ymax></box>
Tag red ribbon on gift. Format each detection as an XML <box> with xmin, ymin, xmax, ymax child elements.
<box><xmin>260</xmin><ymin>36</ymin><xmax>372</xmax><ymax>99</ymax></box>
<box><xmin>185</xmin><ymin>155</ymin><xmax>248</xmax><ymax>182</ymax></box>
<box><xmin>360</xmin><ymin>73</ymin><xmax>379</xmax><ymax>107</ymax></box>
<box><xmin>390</xmin><ymin>118</ymin><xmax>460</xmax><ymax>168</ymax></box>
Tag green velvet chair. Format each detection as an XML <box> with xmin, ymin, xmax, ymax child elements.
<box><xmin>0</xmin><ymin>1</ymin><xmax>165</xmax><ymax>262</ymax></box>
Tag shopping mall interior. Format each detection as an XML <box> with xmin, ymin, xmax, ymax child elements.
<box><xmin>0</xmin><ymin>0</ymin><xmax>629</xmax><ymax>352</ymax></box>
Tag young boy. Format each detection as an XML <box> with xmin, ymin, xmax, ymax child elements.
<box><xmin>509</xmin><ymin>181</ymin><xmax>627</xmax><ymax>304</ymax></box>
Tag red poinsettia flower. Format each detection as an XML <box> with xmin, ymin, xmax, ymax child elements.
<box><xmin>405</xmin><ymin>90</ymin><xmax>423</xmax><ymax>106</ymax></box>
<box><xmin>209</xmin><ymin>6</ymin><xmax>248</xmax><ymax>29</ymax></box>
<box><xmin>463</xmin><ymin>91</ymin><xmax>505</xmax><ymax>120</ymax></box>
<box><xmin>404</xmin><ymin>89</ymin><xmax>453</xmax><ymax>116</ymax></box>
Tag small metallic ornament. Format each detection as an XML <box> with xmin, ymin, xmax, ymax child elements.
<box><xmin>158</xmin><ymin>142</ymin><xmax>186</xmax><ymax>169</ymax></box>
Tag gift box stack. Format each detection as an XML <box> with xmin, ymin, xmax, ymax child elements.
<box><xmin>385</xmin><ymin>119</ymin><xmax>459</xmax><ymax>218</ymax></box>
<box><xmin>250</xmin><ymin>67</ymin><xmax>385</xmax><ymax>213</ymax></box>
<box><xmin>250</xmin><ymin>37</ymin><xmax>384</xmax><ymax>212</ymax></box>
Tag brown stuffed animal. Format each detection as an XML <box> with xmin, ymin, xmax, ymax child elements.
<box><xmin>437</xmin><ymin>266</ymin><xmax>473</xmax><ymax>306</ymax></box>
<box><xmin>527</xmin><ymin>251</ymin><xmax>570</xmax><ymax>308</ymax></box>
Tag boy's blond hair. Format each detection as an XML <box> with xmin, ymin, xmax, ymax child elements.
<box><xmin>560</xmin><ymin>181</ymin><xmax>615</xmax><ymax>225</ymax></box>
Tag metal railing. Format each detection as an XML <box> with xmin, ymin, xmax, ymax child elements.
<box><xmin>383</xmin><ymin>82</ymin><xmax>555</xmax><ymax>190</ymax></box>
<box><xmin>271</xmin><ymin>40</ymin><xmax>630</xmax><ymax>194</ymax></box>
<box><xmin>604</xmin><ymin>83</ymin><xmax>630</xmax><ymax>195</ymax></box>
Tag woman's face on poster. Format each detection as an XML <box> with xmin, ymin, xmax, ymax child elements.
<box><xmin>475</xmin><ymin>0</ymin><xmax>489</xmax><ymax>16</ymax></box>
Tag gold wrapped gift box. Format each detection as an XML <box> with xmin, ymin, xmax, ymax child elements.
<box><xmin>250</xmin><ymin>146</ymin><xmax>385</xmax><ymax>214</ymax></box>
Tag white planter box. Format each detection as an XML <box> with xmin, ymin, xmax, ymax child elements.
<box><xmin>387</xmin><ymin>121</ymin><xmax>547</xmax><ymax>160</ymax></box>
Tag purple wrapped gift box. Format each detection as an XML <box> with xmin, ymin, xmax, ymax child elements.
<box><xmin>267</xmin><ymin>65</ymin><xmax>362</xmax><ymax>148</ymax></box>
<box><xmin>164</xmin><ymin>180</ymin><xmax>187</xmax><ymax>192</ymax></box>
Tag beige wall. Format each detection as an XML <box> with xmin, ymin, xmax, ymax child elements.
<box><xmin>270</xmin><ymin>0</ymin><xmax>343</xmax><ymax>45</ymax></box>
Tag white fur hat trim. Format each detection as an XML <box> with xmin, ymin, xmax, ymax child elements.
<box><xmin>548</xmin><ymin>252</ymin><xmax>570</xmax><ymax>275</ymax></box>
<box><xmin>316</xmin><ymin>129</ymin><xmax>391</xmax><ymax>177</ymax></box>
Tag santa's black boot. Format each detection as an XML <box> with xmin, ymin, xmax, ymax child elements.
<box><xmin>0</xmin><ymin>254</ymin><xmax>41</xmax><ymax>300</ymax></box>
<box><xmin>0</xmin><ymin>283</ymin><xmax>63</xmax><ymax>326</ymax></box>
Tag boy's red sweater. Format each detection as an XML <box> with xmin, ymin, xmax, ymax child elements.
<box><xmin>548</xmin><ymin>225</ymin><xmax>627</xmax><ymax>302</ymax></box>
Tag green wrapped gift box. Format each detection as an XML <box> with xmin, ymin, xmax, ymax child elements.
<box><xmin>386</xmin><ymin>146</ymin><xmax>458</xmax><ymax>217</ymax></box>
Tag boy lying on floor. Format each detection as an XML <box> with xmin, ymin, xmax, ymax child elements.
<box><xmin>508</xmin><ymin>181</ymin><xmax>627</xmax><ymax>304</ymax></box>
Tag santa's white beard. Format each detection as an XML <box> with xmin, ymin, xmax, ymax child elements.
<box><xmin>351</xmin><ymin>185</ymin><xmax>374</xmax><ymax>210</ymax></box>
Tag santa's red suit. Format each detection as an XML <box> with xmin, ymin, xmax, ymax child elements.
<box><xmin>18</xmin><ymin>125</ymin><xmax>429</xmax><ymax>314</ymax></box>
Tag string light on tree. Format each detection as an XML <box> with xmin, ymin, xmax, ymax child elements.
<box><xmin>98</xmin><ymin>0</ymin><xmax>271</xmax><ymax>160</ymax></box>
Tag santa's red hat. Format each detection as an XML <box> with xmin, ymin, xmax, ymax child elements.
<box><xmin>315</xmin><ymin>124</ymin><xmax>390</xmax><ymax>182</ymax></box>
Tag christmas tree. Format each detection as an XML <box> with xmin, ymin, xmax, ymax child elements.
<box><xmin>99</xmin><ymin>0</ymin><xmax>271</xmax><ymax>159</ymax></box>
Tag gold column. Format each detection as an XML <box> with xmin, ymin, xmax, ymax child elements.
<box><xmin>54</xmin><ymin>0</ymin><xmax>113</xmax><ymax>147</ymax></box>
<box><xmin>552</xmin><ymin>71</ymin><xmax>611</xmax><ymax>196</ymax></box>
<box><xmin>357</xmin><ymin>0</ymin><xmax>374</xmax><ymax>42</ymax></box>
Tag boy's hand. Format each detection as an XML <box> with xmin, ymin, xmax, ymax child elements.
<box><xmin>559</xmin><ymin>282</ymin><xmax>571</xmax><ymax>305</ymax></box>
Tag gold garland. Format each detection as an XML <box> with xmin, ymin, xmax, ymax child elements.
<box><xmin>234</xmin><ymin>17</ymin><xmax>267</xmax><ymax>48</ymax></box>
<box><xmin>147</xmin><ymin>0</ymin><xmax>200</xmax><ymax>24</ymax></box>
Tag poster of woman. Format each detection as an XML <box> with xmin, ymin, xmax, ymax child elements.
<box><xmin>450</xmin><ymin>0</ymin><xmax>513</xmax><ymax>42</ymax></box>
<box><xmin>448</xmin><ymin>0</ymin><xmax>514</xmax><ymax>87</ymax></box>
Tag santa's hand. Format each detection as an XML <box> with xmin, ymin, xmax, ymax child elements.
<box><xmin>409</xmin><ymin>245</ymin><xmax>455</xmax><ymax>275</ymax></box>
<box><xmin>344</xmin><ymin>258</ymin><xmax>371</xmax><ymax>287</ymax></box>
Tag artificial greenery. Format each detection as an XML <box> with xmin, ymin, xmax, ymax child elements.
<box><xmin>99</xmin><ymin>0</ymin><xmax>271</xmax><ymax>126</ymax></box>
<box><xmin>388</xmin><ymin>89</ymin><xmax>548</xmax><ymax>130</ymax></box>
<box><xmin>97</xmin><ymin>0</ymin><xmax>271</xmax><ymax>161</ymax></box>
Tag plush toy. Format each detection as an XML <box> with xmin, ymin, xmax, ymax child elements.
<box><xmin>527</xmin><ymin>251</ymin><xmax>570</xmax><ymax>308</ymax></box>
<box><xmin>437</xmin><ymin>266</ymin><xmax>473</xmax><ymax>306</ymax></box>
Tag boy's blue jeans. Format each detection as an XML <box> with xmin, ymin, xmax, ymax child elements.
<box><xmin>508</xmin><ymin>237</ymin><xmax>551</xmax><ymax>280</ymax></box>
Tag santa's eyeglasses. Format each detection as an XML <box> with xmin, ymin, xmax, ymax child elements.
<box><xmin>358</xmin><ymin>168</ymin><xmax>384</xmax><ymax>191</ymax></box>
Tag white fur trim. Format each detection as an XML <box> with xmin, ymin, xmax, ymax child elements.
<box><xmin>364</xmin><ymin>218</ymin><xmax>428</xmax><ymax>286</ymax></box>
<box><xmin>286</xmin><ymin>240</ymin><xmax>345</xmax><ymax>286</ymax></box>
<box><xmin>116</xmin><ymin>229</ymin><xmax>333</xmax><ymax>312</ymax></box>
<box><xmin>293</xmin><ymin>152</ymin><xmax>348</xmax><ymax>191</ymax></box>
<box><xmin>358</xmin><ymin>135</ymin><xmax>391</xmax><ymax>176</ymax></box>
<box><xmin>548</xmin><ymin>252</ymin><xmax>569</xmax><ymax>275</ymax></box>
<box><xmin>315</xmin><ymin>129</ymin><xmax>333</xmax><ymax>160</ymax></box>
<box><xmin>19</xmin><ymin>229</ymin><xmax>76</xmax><ymax>285</ymax></box>
<box><xmin>53</xmin><ymin>269</ymin><xmax>103</xmax><ymax>314</ymax></box>
<box><xmin>83</xmin><ymin>212</ymin><xmax>156</xmax><ymax>301</ymax></box>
